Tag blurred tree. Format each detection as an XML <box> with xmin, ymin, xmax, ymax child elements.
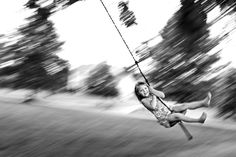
<box><xmin>22</xmin><ymin>0</ymin><xmax>236</xmax><ymax>28</ymax></box>
<box><xmin>118</xmin><ymin>1</ymin><xmax>137</xmax><ymax>27</ymax></box>
<box><xmin>189</xmin><ymin>0</ymin><xmax>236</xmax><ymax>27</ymax></box>
<box><xmin>213</xmin><ymin>68</ymin><xmax>236</xmax><ymax>119</ymax></box>
<box><xmin>16</xmin><ymin>53</ymin><xmax>48</xmax><ymax>90</ymax></box>
<box><xmin>86</xmin><ymin>62</ymin><xmax>119</xmax><ymax>97</ymax></box>
<box><xmin>0</xmin><ymin>5</ymin><xmax>69</xmax><ymax>92</ymax></box>
<box><xmin>134</xmin><ymin>1</ymin><xmax>224</xmax><ymax>102</ymax></box>
<box><xmin>45</xmin><ymin>58</ymin><xmax>70</xmax><ymax>92</ymax></box>
<box><xmin>215</xmin><ymin>0</ymin><xmax>236</xmax><ymax>12</ymax></box>
<box><xmin>15</xmin><ymin>54</ymin><xmax>69</xmax><ymax>91</ymax></box>
<box><xmin>25</xmin><ymin>0</ymin><xmax>83</xmax><ymax>11</ymax></box>
<box><xmin>0</xmin><ymin>34</ymin><xmax>6</xmax><ymax>63</ymax></box>
<box><xmin>178</xmin><ymin>0</ymin><xmax>207</xmax><ymax>35</ymax></box>
<box><xmin>25</xmin><ymin>0</ymin><xmax>138</xmax><ymax>27</ymax></box>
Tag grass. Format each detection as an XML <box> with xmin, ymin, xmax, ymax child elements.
<box><xmin>0</xmin><ymin>100</ymin><xmax>236</xmax><ymax>157</ymax></box>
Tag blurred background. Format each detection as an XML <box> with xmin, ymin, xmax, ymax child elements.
<box><xmin>1</xmin><ymin>0</ymin><xmax>236</xmax><ymax>156</ymax></box>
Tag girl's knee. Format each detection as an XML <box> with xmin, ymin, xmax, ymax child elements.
<box><xmin>168</xmin><ymin>113</ymin><xmax>180</xmax><ymax>121</ymax></box>
<box><xmin>180</xmin><ymin>103</ymin><xmax>188</xmax><ymax>110</ymax></box>
<box><xmin>173</xmin><ymin>115</ymin><xmax>181</xmax><ymax>121</ymax></box>
<box><xmin>172</xmin><ymin>104</ymin><xmax>187</xmax><ymax>112</ymax></box>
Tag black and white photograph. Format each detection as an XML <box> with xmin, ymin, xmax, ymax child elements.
<box><xmin>0</xmin><ymin>0</ymin><xmax>236</xmax><ymax>156</ymax></box>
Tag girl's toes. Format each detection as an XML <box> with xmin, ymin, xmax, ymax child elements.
<box><xmin>199</xmin><ymin>112</ymin><xmax>207</xmax><ymax>123</ymax></box>
<box><xmin>204</xmin><ymin>92</ymin><xmax>212</xmax><ymax>107</ymax></box>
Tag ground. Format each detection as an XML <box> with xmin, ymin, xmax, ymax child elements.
<box><xmin>0</xmin><ymin>95</ymin><xmax>236</xmax><ymax>157</ymax></box>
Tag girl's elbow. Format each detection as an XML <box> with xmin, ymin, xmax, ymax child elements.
<box><xmin>156</xmin><ymin>91</ymin><xmax>165</xmax><ymax>98</ymax></box>
<box><xmin>161</xmin><ymin>93</ymin><xmax>165</xmax><ymax>98</ymax></box>
<box><xmin>163</xmin><ymin>94</ymin><xmax>165</xmax><ymax>98</ymax></box>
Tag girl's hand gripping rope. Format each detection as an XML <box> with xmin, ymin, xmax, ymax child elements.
<box><xmin>148</xmin><ymin>86</ymin><xmax>165</xmax><ymax>98</ymax></box>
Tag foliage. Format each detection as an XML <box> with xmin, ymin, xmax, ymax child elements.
<box><xmin>118</xmin><ymin>1</ymin><xmax>137</xmax><ymax>27</ymax></box>
<box><xmin>86</xmin><ymin>62</ymin><xmax>119</xmax><ymax>97</ymax></box>
<box><xmin>178</xmin><ymin>0</ymin><xmax>207</xmax><ymax>35</ymax></box>
<box><xmin>179</xmin><ymin>0</ymin><xmax>236</xmax><ymax>28</ymax></box>
<box><xmin>25</xmin><ymin>0</ymin><xmax>83</xmax><ymax>11</ymax></box>
<box><xmin>0</xmin><ymin>5</ymin><xmax>69</xmax><ymax>91</ymax></box>
<box><xmin>134</xmin><ymin>0</ymin><xmax>224</xmax><ymax>102</ymax></box>
<box><xmin>212</xmin><ymin>68</ymin><xmax>236</xmax><ymax>119</ymax></box>
<box><xmin>23</xmin><ymin>0</ymin><xmax>236</xmax><ymax>27</ymax></box>
<box><xmin>214</xmin><ymin>0</ymin><xmax>236</xmax><ymax>12</ymax></box>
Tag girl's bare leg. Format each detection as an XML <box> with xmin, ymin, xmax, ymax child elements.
<box><xmin>172</xmin><ymin>92</ymin><xmax>212</xmax><ymax>112</ymax></box>
<box><xmin>168</xmin><ymin>112</ymin><xmax>207</xmax><ymax>123</ymax></box>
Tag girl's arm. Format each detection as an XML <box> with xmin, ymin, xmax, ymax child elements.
<box><xmin>150</xmin><ymin>94</ymin><xmax>158</xmax><ymax>109</ymax></box>
<box><xmin>148</xmin><ymin>86</ymin><xmax>165</xmax><ymax>98</ymax></box>
<box><xmin>141</xmin><ymin>95</ymin><xmax>159</xmax><ymax>111</ymax></box>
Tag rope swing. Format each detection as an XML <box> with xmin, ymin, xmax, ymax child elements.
<box><xmin>99</xmin><ymin>0</ymin><xmax>193</xmax><ymax>140</ymax></box>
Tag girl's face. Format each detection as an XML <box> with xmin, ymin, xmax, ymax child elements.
<box><xmin>138</xmin><ymin>85</ymin><xmax>150</xmax><ymax>97</ymax></box>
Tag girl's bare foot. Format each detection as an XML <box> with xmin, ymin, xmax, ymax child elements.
<box><xmin>199</xmin><ymin>112</ymin><xmax>207</xmax><ymax>123</ymax></box>
<box><xmin>203</xmin><ymin>92</ymin><xmax>212</xmax><ymax>107</ymax></box>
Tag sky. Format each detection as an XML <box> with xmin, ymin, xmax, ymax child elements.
<box><xmin>51</xmin><ymin>0</ymin><xmax>180</xmax><ymax>68</ymax></box>
<box><xmin>0</xmin><ymin>0</ymin><xmax>236</xmax><ymax>69</ymax></box>
<box><xmin>0</xmin><ymin>0</ymin><xmax>27</xmax><ymax>34</ymax></box>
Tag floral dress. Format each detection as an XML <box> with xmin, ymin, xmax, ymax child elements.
<box><xmin>152</xmin><ymin>104</ymin><xmax>172</xmax><ymax>128</ymax></box>
<box><xmin>149</xmin><ymin>98</ymin><xmax>173</xmax><ymax>128</ymax></box>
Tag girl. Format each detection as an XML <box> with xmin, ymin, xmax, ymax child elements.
<box><xmin>134</xmin><ymin>82</ymin><xmax>211</xmax><ymax>128</ymax></box>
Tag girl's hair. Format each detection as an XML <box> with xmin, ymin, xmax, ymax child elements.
<box><xmin>134</xmin><ymin>81</ymin><xmax>148</xmax><ymax>101</ymax></box>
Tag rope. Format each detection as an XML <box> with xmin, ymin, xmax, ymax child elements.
<box><xmin>99</xmin><ymin>0</ymin><xmax>173</xmax><ymax>112</ymax></box>
<box><xmin>99</xmin><ymin>0</ymin><xmax>192</xmax><ymax>140</ymax></box>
